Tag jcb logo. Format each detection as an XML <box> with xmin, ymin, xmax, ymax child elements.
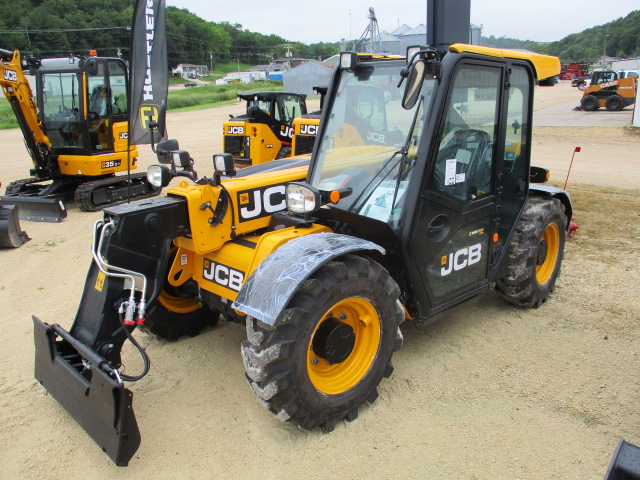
<box><xmin>203</xmin><ymin>259</ymin><xmax>244</xmax><ymax>292</ymax></box>
<box><xmin>280</xmin><ymin>126</ymin><xmax>293</xmax><ymax>138</ymax></box>
<box><xmin>238</xmin><ymin>184</ymin><xmax>286</xmax><ymax>222</ymax></box>
<box><xmin>139</xmin><ymin>105</ymin><xmax>159</xmax><ymax>131</ymax></box>
<box><xmin>3</xmin><ymin>69</ymin><xmax>17</xmax><ymax>82</ymax></box>
<box><xmin>119</xmin><ymin>132</ymin><xmax>128</xmax><ymax>139</ymax></box>
<box><xmin>300</xmin><ymin>124</ymin><xmax>318</xmax><ymax>135</ymax></box>
<box><xmin>227</xmin><ymin>126</ymin><xmax>244</xmax><ymax>135</ymax></box>
<box><xmin>367</xmin><ymin>131</ymin><xmax>386</xmax><ymax>144</ymax></box>
<box><xmin>440</xmin><ymin>243</ymin><xmax>482</xmax><ymax>276</ymax></box>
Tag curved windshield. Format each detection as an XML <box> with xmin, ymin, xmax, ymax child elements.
<box><xmin>311</xmin><ymin>62</ymin><xmax>435</xmax><ymax>229</ymax></box>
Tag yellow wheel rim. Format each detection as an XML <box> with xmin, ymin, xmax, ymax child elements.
<box><xmin>307</xmin><ymin>297</ymin><xmax>381</xmax><ymax>395</ymax></box>
<box><xmin>158</xmin><ymin>290</ymin><xmax>201</xmax><ymax>314</ymax></box>
<box><xmin>536</xmin><ymin>223</ymin><xmax>560</xmax><ymax>285</ymax></box>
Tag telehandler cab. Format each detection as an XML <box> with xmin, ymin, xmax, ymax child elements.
<box><xmin>0</xmin><ymin>48</ymin><xmax>160</xmax><ymax>222</ymax></box>
<box><xmin>33</xmin><ymin>43</ymin><xmax>570</xmax><ymax>465</ymax></box>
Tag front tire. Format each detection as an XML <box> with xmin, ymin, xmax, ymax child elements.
<box><xmin>142</xmin><ymin>290</ymin><xmax>219</xmax><ymax>341</ymax></box>
<box><xmin>495</xmin><ymin>196</ymin><xmax>566</xmax><ymax>308</ymax></box>
<box><xmin>581</xmin><ymin>95</ymin><xmax>599</xmax><ymax>111</ymax></box>
<box><xmin>241</xmin><ymin>254</ymin><xmax>404</xmax><ymax>432</ymax></box>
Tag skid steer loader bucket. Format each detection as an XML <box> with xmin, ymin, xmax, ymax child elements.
<box><xmin>33</xmin><ymin>317</ymin><xmax>141</xmax><ymax>466</ymax></box>
<box><xmin>0</xmin><ymin>195</ymin><xmax>67</xmax><ymax>223</ymax></box>
<box><xmin>603</xmin><ymin>439</ymin><xmax>640</xmax><ymax>480</ymax></box>
<box><xmin>0</xmin><ymin>204</ymin><xmax>30</xmax><ymax>247</ymax></box>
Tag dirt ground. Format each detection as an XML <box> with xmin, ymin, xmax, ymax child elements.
<box><xmin>1</xmin><ymin>81</ymin><xmax>639</xmax><ymax>479</ymax></box>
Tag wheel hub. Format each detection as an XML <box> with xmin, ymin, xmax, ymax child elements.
<box><xmin>537</xmin><ymin>239</ymin><xmax>548</xmax><ymax>266</ymax></box>
<box><xmin>312</xmin><ymin>317</ymin><xmax>356</xmax><ymax>364</ymax></box>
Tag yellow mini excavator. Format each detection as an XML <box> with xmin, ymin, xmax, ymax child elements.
<box><xmin>0</xmin><ymin>48</ymin><xmax>161</xmax><ymax>222</ymax></box>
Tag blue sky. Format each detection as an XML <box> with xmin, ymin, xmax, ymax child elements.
<box><xmin>166</xmin><ymin>0</ymin><xmax>638</xmax><ymax>44</ymax></box>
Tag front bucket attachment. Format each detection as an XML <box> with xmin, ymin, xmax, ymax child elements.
<box><xmin>33</xmin><ymin>316</ymin><xmax>141</xmax><ymax>466</ymax></box>
<box><xmin>0</xmin><ymin>195</ymin><xmax>67</xmax><ymax>223</ymax></box>
<box><xmin>603</xmin><ymin>439</ymin><xmax>640</xmax><ymax>480</ymax></box>
<box><xmin>0</xmin><ymin>204</ymin><xmax>30</xmax><ymax>247</ymax></box>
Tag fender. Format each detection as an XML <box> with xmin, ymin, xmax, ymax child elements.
<box><xmin>529</xmin><ymin>184</ymin><xmax>573</xmax><ymax>230</ymax></box>
<box><xmin>232</xmin><ymin>232</ymin><xmax>385</xmax><ymax>325</ymax></box>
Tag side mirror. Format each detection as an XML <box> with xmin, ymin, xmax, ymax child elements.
<box><xmin>402</xmin><ymin>59</ymin><xmax>426</xmax><ymax>110</ymax></box>
<box><xmin>83</xmin><ymin>58</ymin><xmax>99</xmax><ymax>76</ymax></box>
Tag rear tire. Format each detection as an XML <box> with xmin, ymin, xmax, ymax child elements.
<box><xmin>581</xmin><ymin>95</ymin><xmax>599</xmax><ymax>111</ymax></box>
<box><xmin>605</xmin><ymin>94</ymin><xmax>624</xmax><ymax>111</ymax></box>
<box><xmin>495</xmin><ymin>196</ymin><xmax>566</xmax><ymax>308</ymax></box>
<box><xmin>241</xmin><ymin>254</ymin><xmax>403</xmax><ymax>432</ymax></box>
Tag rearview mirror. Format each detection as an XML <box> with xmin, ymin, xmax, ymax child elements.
<box><xmin>402</xmin><ymin>59</ymin><xmax>426</xmax><ymax>110</ymax></box>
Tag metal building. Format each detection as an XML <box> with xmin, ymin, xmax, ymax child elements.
<box><xmin>282</xmin><ymin>61</ymin><xmax>335</xmax><ymax>97</ymax></box>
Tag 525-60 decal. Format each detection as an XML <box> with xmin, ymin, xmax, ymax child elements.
<box><xmin>101</xmin><ymin>160</ymin><xmax>122</xmax><ymax>169</ymax></box>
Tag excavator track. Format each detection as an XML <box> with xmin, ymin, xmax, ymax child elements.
<box><xmin>74</xmin><ymin>172</ymin><xmax>162</xmax><ymax>211</ymax></box>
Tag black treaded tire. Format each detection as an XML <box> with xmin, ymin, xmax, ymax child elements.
<box><xmin>241</xmin><ymin>253</ymin><xmax>404</xmax><ymax>432</ymax></box>
<box><xmin>605</xmin><ymin>94</ymin><xmax>624</xmax><ymax>111</ymax></box>
<box><xmin>495</xmin><ymin>196</ymin><xmax>566</xmax><ymax>308</ymax></box>
<box><xmin>142</xmin><ymin>290</ymin><xmax>219</xmax><ymax>341</ymax></box>
<box><xmin>580</xmin><ymin>95</ymin><xmax>599</xmax><ymax>111</ymax></box>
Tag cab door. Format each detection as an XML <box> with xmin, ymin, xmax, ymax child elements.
<box><xmin>410</xmin><ymin>60</ymin><xmax>523</xmax><ymax>311</ymax></box>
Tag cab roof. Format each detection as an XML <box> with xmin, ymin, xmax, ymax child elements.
<box><xmin>449</xmin><ymin>44</ymin><xmax>561</xmax><ymax>81</ymax></box>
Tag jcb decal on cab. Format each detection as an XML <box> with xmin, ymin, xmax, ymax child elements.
<box><xmin>300</xmin><ymin>124</ymin><xmax>318</xmax><ymax>135</ymax></box>
<box><xmin>237</xmin><ymin>183</ymin><xmax>287</xmax><ymax>222</ymax></box>
<box><xmin>227</xmin><ymin>126</ymin><xmax>244</xmax><ymax>135</ymax></box>
<box><xmin>441</xmin><ymin>243</ymin><xmax>482</xmax><ymax>276</ymax></box>
<box><xmin>203</xmin><ymin>259</ymin><xmax>244</xmax><ymax>291</ymax></box>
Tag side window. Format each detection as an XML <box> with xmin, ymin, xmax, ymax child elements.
<box><xmin>430</xmin><ymin>65</ymin><xmax>501</xmax><ymax>203</ymax></box>
<box><xmin>108</xmin><ymin>60</ymin><xmax>128</xmax><ymax>116</ymax></box>
<box><xmin>498</xmin><ymin>65</ymin><xmax>531</xmax><ymax>247</ymax></box>
<box><xmin>278</xmin><ymin>95</ymin><xmax>305</xmax><ymax>124</ymax></box>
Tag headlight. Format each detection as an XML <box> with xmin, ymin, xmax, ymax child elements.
<box><xmin>147</xmin><ymin>165</ymin><xmax>172</xmax><ymax>188</ymax></box>
<box><xmin>286</xmin><ymin>182</ymin><xmax>320</xmax><ymax>214</ymax></box>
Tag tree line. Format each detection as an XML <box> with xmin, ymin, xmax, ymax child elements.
<box><xmin>0</xmin><ymin>1</ymin><xmax>340</xmax><ymax>68</ymax></box>
<box><xmin>1</xmin><ymin>1</ymin><xmax>637</xmax><ymax>67</ymax></box>
<box><xmin>482</xmin><ymin>10</ymin><xmax>639</xmax><ymax>63</ymax></box>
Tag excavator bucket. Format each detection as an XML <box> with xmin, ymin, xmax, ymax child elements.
<box><xmin>33</xmin><ymin>317</ymin><xmax>141</xmax><ymax>467</ymax></box>
<box><xmin>0</xmin><ymin>204</ymin><xmax>31</xmax><ymax>247</ymax></box>
<box><xmin>0</xmin><ymin>195</ymin><xmax>67</xmax><ymax>223</ymax></box>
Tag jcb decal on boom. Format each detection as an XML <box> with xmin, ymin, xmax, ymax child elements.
<box><xmin>441</xmin><ymin>243</ymin><xmax>482</xmax><ymax>276</ymax></box>
<box><xmin>237</xmin><ymin>183</ymin><xmax>287</xmax><ymax>222</ymax></box>
<box><xmin>3</xmin><ymin>69</ymin><xmax>17</xmax><ymax>82</ymax></box>
<box><xmin>203</xmin><ymin>259</ymin><xmax>244</xmax><ymax>292</ymax></box>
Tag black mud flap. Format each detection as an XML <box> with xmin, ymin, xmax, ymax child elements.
<box><xmin>0</xmin><ymin>204</ymin><xmax>30</xmax><ymax>247</ymax></box>
<box><xmin>0</xmin><ymin>195</ymin><xmax>67</xmax><ymax>223</ymax></box>
<box><xmin>604</xmin><ymin>439</ymin><xmax>640</xmax><ymax>480</ymax></box>
<box><xmin>33</xmin><ymin>316</ymin><xmax>141</xmax><ymax>466</ymax></box>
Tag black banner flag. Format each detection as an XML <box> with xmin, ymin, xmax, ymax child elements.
<box><xmin>128</xmin><ymin>0</ymin><xmax>168</xmax><ymax>145</ymax></box>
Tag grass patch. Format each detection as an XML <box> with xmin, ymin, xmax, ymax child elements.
<box><xmin>0</xmin><ymin>78</ymin><xmax>283</xmax><ymax>130</ymax></box>
<box><xmin>167</xmin><ymin>81</ymin><xmax>282</xmax><ymax>111</ymax></box>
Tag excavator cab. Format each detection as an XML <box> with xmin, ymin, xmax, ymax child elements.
<box><xmin>223</xmin><ymin>91</ymin><xmax>307</xmax><ymax>167</ymax></box>
<box><xmin>35</xmin><ymin>56</ymin><xmax>131</xmax><ymax>168</ymax></box>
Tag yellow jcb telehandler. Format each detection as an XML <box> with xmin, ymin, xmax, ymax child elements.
<box><xmin>31</xmin><ymin>0</ymin><xmax>574</xmax><ymax>467</ymax></box>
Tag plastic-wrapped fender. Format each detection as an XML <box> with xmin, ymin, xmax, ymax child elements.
<box><xmin>232</xmin><ymin>232</ymin><xmax>385</xmax><ymax>325</ymax></box>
